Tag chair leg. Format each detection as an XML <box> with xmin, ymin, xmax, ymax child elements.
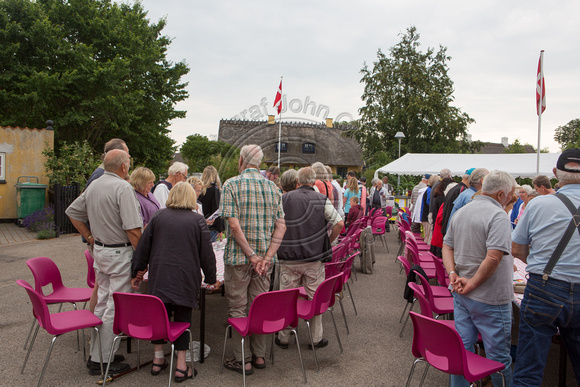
<box><xmin>290</xmin><ymin>329</ymin><xmax>307</xmax><ymax>384</ymax></box>
<box><xmin>21</xmin><ymin>323</ymin><xmax>40</xmax><ymax>374</ymax></box>
<box><xmin>81</xmin><ymin>327</ymin><xmax>86</xmax><ymax>362</ymax></box>
<box><xmin>338</xmin><ymin>296</ymin><xmax>350</xmax><ymax>334</ymax></box>
<box><xmin>168</xmin><ymin>343</ymin><xmax>175</xmax><ymax>387</ymax></box>
<box><xmin>241</xmin><ymin>336</ymin><xmax>246</xmax><ymax>387</ymax></box>
<box><xmin>23</xmin><ymin>319</ymin><xmax>36</xmax><ymax>350</ymax></box>
<box><xmin>305</xmin><ymin>321</ymin><xmax>319</xmax><ymax>372</ymax></box>
<box><xmin>72</xmin><ymin>302</ymin><xmax>80</xmax><ymax>351</ymax></box>
<box><xmin>418</xmin><ymin>361</ymin><xmax>430</xmax><ymax>387</ymax></box>
<box><xmin>37</xmin><ymin>335</ymin><xmax>58</xmax><ymax>387</ymax></box>
<box><xmin>405</xmin><ymin>358</ymin><xmax>422</xmax><ymax>387</ymax></box>
<box><xmin>399</xmin><ymin>302</ymin><xmax>411</xmax><ymax>323</ymax></box>
<box><xmin>399</xmin><ymin>302</ymin><xmax>415</xmax><ymax>337</ymax></box>
<box><xmin>496</xmin><ymin>371</ymin><xmax>506</xmax><ymax>387</ymax></box>
<box><xmin>270</xmin><ymin>334</ymin><xmax>275</xmax><ymax>364</ymax></box>
<box><xmin>329</xmin><ymin>308</ymin><xmax>343</xmax><ymax>354</ymax></box>
<box><xmin>219</xmin><ymin>325</ymin><xmax>231</xmax><ymax>374</ymax></box>
<box><xmin>103</xmin><ymin>336</ymin><xmax>121</xmax><ymax>386</ymax></box>
<box><xmin>383</xmin><ymin>235</ymin><xmax>389</xmax><ymax>252</ymax></box>
<box><xmin>95</xmin><ymin>327</ymin><xmax>104</xmax><ymax>379</ymax></box>
<box><xmin>346</xmin><ymin>282</ymin><xmax>357</xmax><ymax>315</ymax></box>
<box><xmin>351</xmin><ymin>264</ymin><xmax>358</xmax><ymax>282</ymax></box>
<box><xmin>187</xmin><ymin>328</ymin><xmax>194</xmax><ymax>368</ymax></box>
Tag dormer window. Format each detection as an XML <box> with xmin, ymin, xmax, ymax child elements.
<box><xmin>302</xmin><ymin>143</ymin><xmax>315</xmax><ymax>154</ymax></box>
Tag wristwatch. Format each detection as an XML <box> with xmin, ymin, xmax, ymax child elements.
<box><xmin>248</xmin><ymin>251</ymin><xmax>256</xmax><ymax>259</ymax></box>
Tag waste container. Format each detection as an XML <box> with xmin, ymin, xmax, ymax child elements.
<box><xmin>16</xmin><ymin>176</ymin><xmax>47</xmax><ymax>220</ymax></box>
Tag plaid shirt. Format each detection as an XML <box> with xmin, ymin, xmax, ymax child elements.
<box><xmin>221</xmin><ymin>168</ymin><xmax>284</xmax><ymax>265</ymax></box>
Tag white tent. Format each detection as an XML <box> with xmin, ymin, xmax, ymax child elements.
<box><xmin>374</xmin><ymin>153</ymin><xmax>561</xmax><ymax>179</ymax></box>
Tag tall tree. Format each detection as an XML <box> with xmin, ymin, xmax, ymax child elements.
<box><xmin>355</xmin><ymin>26</ymin><xmax>478</xmax><ymax>165</ymax></box>
<box><xmin>0</xmin><ymin>0</ymin><xmax>189</xmax><ymax>175</ymax></box>
<box><xmin>180</xmin><ymin>134</ymin><xmax>236</xmax><ymax>173</ymax></box>
<box><xmin>554</xmin><ymin>118</ymin><xmax>580</xmax><ymax>150</ymax></box>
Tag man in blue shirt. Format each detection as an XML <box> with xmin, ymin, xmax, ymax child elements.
<box><xmin>512</xmin><ymin>148</ymin><xmax>580</xmax><ymax>385</ymax></box>
<box><xmin>446</xmin><ymin>168</ymin><xmax>488</xmax><ymax>231</ymax></box>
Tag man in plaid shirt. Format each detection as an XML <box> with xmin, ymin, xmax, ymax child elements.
<box><xmin>221</xmin><ymin>144</ymin><xmax>286</xmax><ymax>375</ymax></box>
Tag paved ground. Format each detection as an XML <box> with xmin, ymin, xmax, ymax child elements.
<box><xmin>0</xmin><ymin>226</ymin><xmax>576</xmax><ymax>386</ymax></box>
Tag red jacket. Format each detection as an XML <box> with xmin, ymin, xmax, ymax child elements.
<box><xmin>346</xmin><ymin>204</ymin><xmax>363</xmax><ymax>226</ymax></box>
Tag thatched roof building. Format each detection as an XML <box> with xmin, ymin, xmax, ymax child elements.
<box><xmin>218</xmin><ymin>119</ymin><xmax>363</xmax><ymax>176</ymax></box>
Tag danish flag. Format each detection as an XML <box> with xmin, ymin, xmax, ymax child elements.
<box><xmin>273</xmin><ymin>80</ymin><xmax>282</xmax><ymax>114</ymax></box>
<box><xmin>536</xmin><ymin>51</ymin><xmax>546</xmax><ymax>115</ymax></box>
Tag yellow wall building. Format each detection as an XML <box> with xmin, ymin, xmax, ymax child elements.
<box><xmin>0</xmin><ymin>125</ymin><xmax>54</xmax><ymax>220</ymax></box>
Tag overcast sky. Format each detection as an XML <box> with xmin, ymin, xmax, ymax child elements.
<box><xmin>137</xmin><ymin>0</ymin><xmax>580</xmax><ymax>153</ymax></box>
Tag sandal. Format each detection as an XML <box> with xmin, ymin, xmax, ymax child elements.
<box><xmin>174</xmin><ymin>366</ymin><xmax>197</xmax><ymax>383</ymax></box>
<box><xmin>223</xmin><ymin>359</ymin><xmax>254</xmax><ymax>375</ymax></box>
<box><xmin>151</xmin><ymin>358</ymin><xmax>168</xmax><ymax>376</ymax></box>
<box><xmin>251</xmin><ymin>355</ymin><xmax>266</xmax><ymax>369</ymax></box>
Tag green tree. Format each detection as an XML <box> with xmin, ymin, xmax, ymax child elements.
<box><xmin>554</xmin><ymin>118</ymin><xmax>580</xmax><ymax>150</ymax></box>
<box><xmin>0</xmin><ymin>0</ymin><xmax>189</xmax><ymax>176</ymax></box>
<box><xmin>42</xmin><ymin>140</ymin><xmax>99</xmax><ymax>188</ymax></box>
<box><xmin>180</xmin><ymin>134</ymin><xmax>236</xmax><ymax>173</ymax></box>
<box><xmin>354</xmin><ymin>26</ymin><xmax>479</xmax><ymax>163</ymax></box>
<box><xmin>504</xmin><ymin>138</ymin><xmax>527</xmax><ymax>153</ymax></box>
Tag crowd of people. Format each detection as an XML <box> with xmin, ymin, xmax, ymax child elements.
<box><xmin>66</xmin><ymin>140</ymin><xmax>378</xmax><ymax>381</ymax></box>
<box><xmin>408</xmin><ymin>151</ymin><xmax>580</xmax><ymax>386</ymax></box>
<box><xmin>65</xmin><ymin>137</ymin><xmax>580</xmax><ymax>385</ymax></box>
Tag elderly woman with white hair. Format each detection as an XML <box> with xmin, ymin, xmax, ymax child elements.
<box><xmin>131</xmin><ymin>182</ymin><xmax>217</xmax><ymax>382</ymax></box>
<box><xmin>514</xmin><ymin>184</ymin><xmax>533</xmax><ymax>225</ymax></box>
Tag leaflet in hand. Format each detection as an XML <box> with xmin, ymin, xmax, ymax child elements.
<box><xmin>206</xmin><ymin>208</ymin><xmax>220</xmax><ymax>221</ymax></box>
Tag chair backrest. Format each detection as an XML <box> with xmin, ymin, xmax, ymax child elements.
<box><xmin>26</xmin><ymin>257</ymin><xmax>65</xmax><ymax>296</ymax></box>
<box><xmin>385</xmin><ymin>206</ymin><xmax>393</xmax><ymax>218</ymax></box>
<box><xmin>17</xmin><ymin>279</ymin><xmax>54</xmax><ymax>332</ymax></box>
<box><xmin>371</xmin><ymin>216</ymin><xmax>388</xmax><ymax>235</ymax></box>
<box><xmin>112</xmin><ymin>293</ymin><xmax>173</xmax><ymax>341</ymax></box>
<box><xmin>333</xmin><ymin>237</ymin><xmax>351</xmax><ymax>262</ymax></box>
<box><xmin>84</xmin><ymin>250</ymin><xmax>95</xmax><ymax>288</ymax></box>
<box><xmin>412</xmin><ymin>270</ymin><xmax>435</xmax><ymax>303</ymax></box>
<box><xmin>431</xmin><ymin>255</ymin><xmax>450</xmax><ymax>287</ymax></box>
<box><xmin>247</xmin><ymin>288</ymin><xmax>300</xmax><ymax>335</ymax></box>
<box><xmin>397</xmin><ymin>256</ymin><xmax>411</xmax><ymax>277</ymax></box>
<box><xmin>368</xmin><ymin>208</ymin><xmax>377</xmax><ymax>218</ymax></box>
<box><xmin>342</xmin><ymin>252</ymin><xmax>360</xmax><ymax>283</ymax></box>
<box><xmin>407</xmin><ymin>282</ymin><xmax>434</xmax><ymax>318</ymax></box>
<box><xmin>409</xmin><ymin>312</ymin><xmax>466</xmax><ymax>375</ymax></box>
<box><xmin>351</xmin><ymin>229</ymin><xmax>363</xmax><ymax>250</ymax></box>
<box><xmin>310</xmin><ymin>274</ymin><xmax>342</xmax><ymax>315</ymax></box>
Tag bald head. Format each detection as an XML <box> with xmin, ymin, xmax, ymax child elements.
<box><xmin>104</xmin><ymin>149</ymin><xmax>130</xmax><ymax>179</ymax></box>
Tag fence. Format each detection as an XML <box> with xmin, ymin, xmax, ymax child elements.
<box><xmin>50</xmin><ymin>183</ymin><xmax>80</xmax><ymax>235</ymax></box>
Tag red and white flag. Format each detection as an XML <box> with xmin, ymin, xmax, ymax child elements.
<box><xmin>536</xmin><ymin>51</ymin><xmax>546</xmax><ymax>115</ymax></box>
<box><xmin>273</xmin><ymin>80</ymin><xmax>282</xmax><ymax>114</ymax></box>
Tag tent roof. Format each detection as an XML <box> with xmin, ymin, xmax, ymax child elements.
<box><xmin>375</xmin><ymin>153</ymin><xmax>561</xmax><ymax>179</ymax></box>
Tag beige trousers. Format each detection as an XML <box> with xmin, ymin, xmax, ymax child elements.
<box><xmin>277</xmin><ymin>260</ymin><xmax>325</xmax><ymax>344</ymax></box>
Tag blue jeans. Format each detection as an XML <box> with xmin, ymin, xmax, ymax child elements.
<box><xmin>451</xmin><ymin>293</ymin><xmax>513</xmax><ymax>387</ymax></box>
<box><xmin>210</xmin><ymin>230</ymin><xmax>219</xmax><ymax>242</ymax></box>
<box><xmin>513</xmin><ymin>274</ymin><xmax>580</xmax><ymax>386</ymax></box>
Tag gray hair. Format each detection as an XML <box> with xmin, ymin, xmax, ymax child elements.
<box><xmin>311</xmin><ymin>162</ymin><xmax>328</xmax><ymax>180</ymax></box>
<box><xmin>240</xmin><ymin>144</ymin><xmax>263</xmax><ymax>167</ymax></box>
<box><xmin>440</xmin><ymin>168</ymin><xmax>451</xmax><ymax>179</ymax></box>
<box><xmin>371</xmin><ymin>178</ymin><xmax>379</xmax><ymax>186</ymax></box>
<box><xmin>280</xmin><ymin>169</ymin><xmax>298</xmax><ymax>192</ymax></box>
<box><xmin>297</xmin><ymin>167</ymin><xmax>316</xmax><ymax>186</ymax></box>
<box><xmin>168</xmin><ymin>161</ymin><xmax>188</xmax><ymax>176</ymax></box>
<box><xmin>469</xmin><ymin>168</ymin><xmax>489</xmax><ymax>188</ymax></box>
<box><xmin>519</xmin><ymin>184</ymin><xmax>533</xmax><ymax>195</ymax></box>
<box><xmin>555</xmin><ymin>168</ymin><xmax>580</xmax><ymax>185</ymax></box>
<box><xmin>482</xmin><ymin>170</ymin><xmax>516</xmax><ymax>196</ymax></box>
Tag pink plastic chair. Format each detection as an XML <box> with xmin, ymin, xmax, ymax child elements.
<box><xmin>24</xmin><ymin>257</ymin><xmax>93</xmax><ymax>354</ymax></box>
<box><xmin>325</xmin><ymin>262</ymin><xmax>350</xmax><ymax>334</ymax></box>
<box><xmin>220</xmin><ymin>288</ymin><xmax>306</xmax><ymax>386</ymax></box>
<box><xmin>84</xmin><ymin>250</ymin><xmax>95</xmax><ymax>288</ymax></box>
<box><xmin>17</xmin><ymin>279</ymin><xmax>103</xmax><ymax>387</ymax></box>
<box><xmin>102</xmin><ymin>292</ymin><xmax>194</xmax><ymax>387</ymax></box>
<box><xmin>403</xmin><ymin>244</ymin><xmax>436</xmax><ymax>279</ymax></box>
<box><xmin>371</xmin><ymin>216</ymin><xmax>389</xmax><ymax>252</ymax></box>
<box><xmin>406</xmin><ymin>312</ymin><xmax>506</xmax><ymax>387</ymax></box>
<box><xmin>297</xmin><ymin>273</ymin><xmax>343</xmax><ymax>371</ymax></box>
<box><xmin>341</xmin><ymin>253</ymin><xmax>359</xmax><ymax>315</ymax></box>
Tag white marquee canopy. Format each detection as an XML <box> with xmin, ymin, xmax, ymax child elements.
<box><xmin>374</xmin><ymin>153</ymin><xmax>561</xmax><ymax>179</ymax></box>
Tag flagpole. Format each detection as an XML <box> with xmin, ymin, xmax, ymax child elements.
<box><xmin>536</xmin><ymin>50</ymin><xmax>544</xmax><ymax>176</ymax></box>
<box><xmin>277</xmin><ymin>76</ymin><xmax>283</xmax><ymax>168</ymax></box>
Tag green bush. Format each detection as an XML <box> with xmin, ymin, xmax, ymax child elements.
<box><xmin>36</xmin><ymin>229</ymin><xmax>58</xmax><ymax>239</ymax></box>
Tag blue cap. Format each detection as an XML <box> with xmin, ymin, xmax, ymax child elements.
<box><xmin>465</xmin><ymin>168</ymin><xmax>476</xmax><ymax>175</ymax></box>
<box><xmin>423</xmin><ymin>173</ymin><xmax>431</xmax><ymax>179</ymax></box>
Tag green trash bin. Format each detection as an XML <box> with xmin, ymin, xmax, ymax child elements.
<box><xmin>16</xmin><ymin>176</ymin><xmax>47</xmax><ymax>219</ymax></box>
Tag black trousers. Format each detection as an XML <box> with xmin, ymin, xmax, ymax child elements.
<box><xmin>152</xmin><ymin>303</ymin><xmax>192</xmax><ymax>350</ymax></box>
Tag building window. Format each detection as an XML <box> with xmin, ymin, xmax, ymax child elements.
<box><xmin>275</xmin><ymin>142</ymin><xmax>288</xmax><ymax>153</ymax></box>
<box><xmin>336</xmin><ymin>167</ymin><xmax>347</xmax><ymax>178</ymax></box>
<box><xmin>0</xmin><ymin>152</ymin><xmax>5</xmax><ymax>183</ymax></box>
<box><xmin>302</xmin><ymin>143</ymin><xmax>315</xmax><ymax>154</ymax></box>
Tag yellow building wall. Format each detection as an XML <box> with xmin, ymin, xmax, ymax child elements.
<box><xmin>0</xmin><ymin>126</ymin><xmax>54</xmax><ymax>219</ymax></box>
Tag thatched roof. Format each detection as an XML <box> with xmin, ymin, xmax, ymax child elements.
<box><xmin>218</xmin><ymin>119</ymin><xmax>363</xmax><ymax>167</ymax></box>
<box><xmin>479</xmin><ymin>142</ymin><xmax>535</xmax><ymax>154</ymax></box>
